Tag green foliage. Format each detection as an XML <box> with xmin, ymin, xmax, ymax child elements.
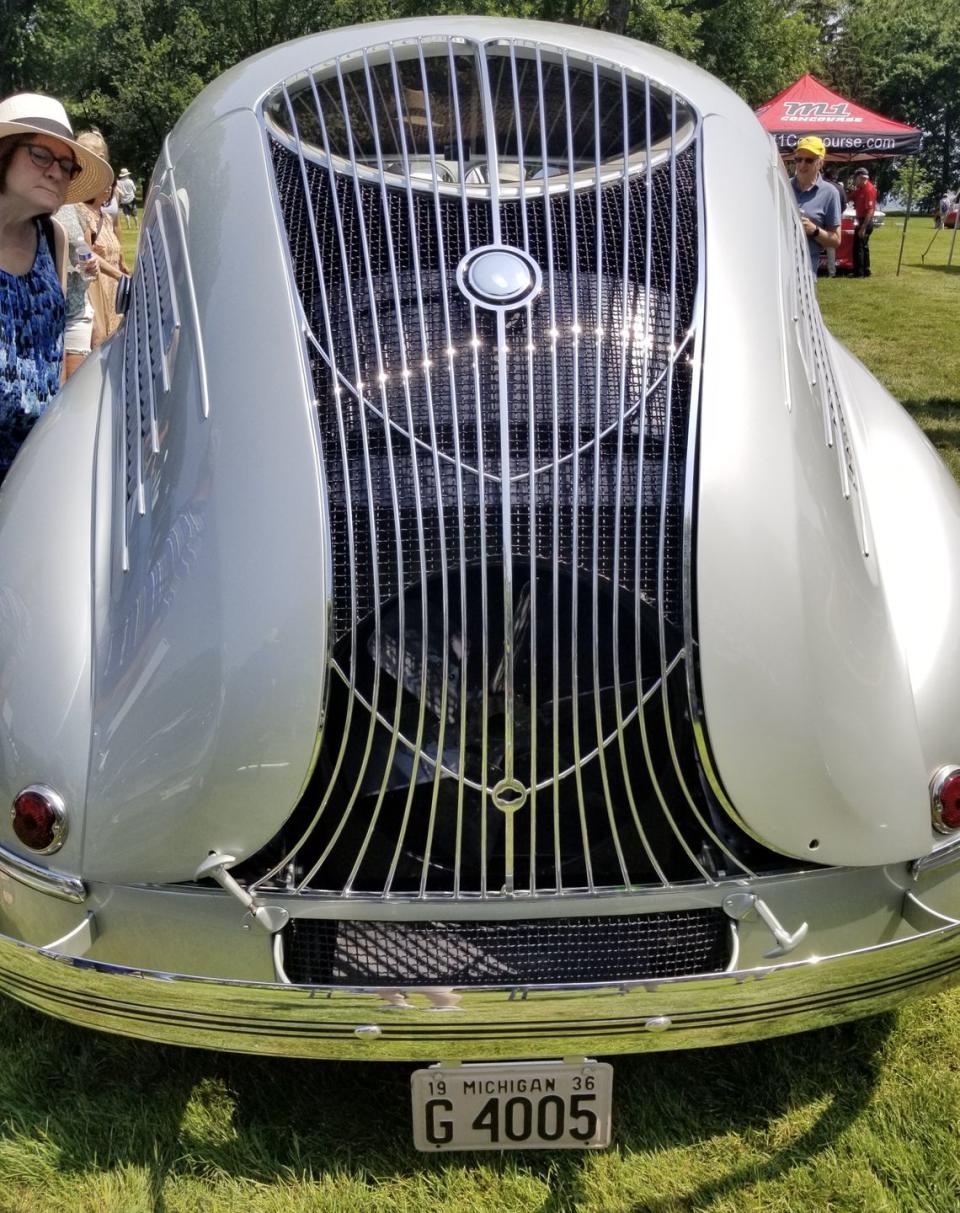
<box><xmin>696</xmin><ymin>0</ymin><xmax>820</xmax><ymax>108</ymax></box>
<box><xmin>891</xmin><ymin>161</ymin><xmax>935</xmax><ymax>213</ymax></box>
<box><xmin>826</xmin><ymin>0</ymin><xmax>960</xmax><ymax>195</ymax></box>
<box><xmin>5</xmin><ymin>0</ymin><xmax>954</xmax><ymax>188</ymax></box>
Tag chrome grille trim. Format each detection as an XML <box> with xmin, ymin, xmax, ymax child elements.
<box><xmin>118</xmin><ymin>200</ymin><xmax>182</xmax><ymax>570</ymax></box>
<box><xmin>784</xmin><ymin>175</ymin><xmax>869</xmax><ymax>557</ymax></box>
<box><xmin>256</xmin><ymin>35</ymin><xmax>776</xmax><ymax>901</ymax></box>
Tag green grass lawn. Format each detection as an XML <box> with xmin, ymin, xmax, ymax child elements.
<box><xmin>1</xmin><ymin>221</ymin><xmax>958</xmax><ymax>1213</ymax></box>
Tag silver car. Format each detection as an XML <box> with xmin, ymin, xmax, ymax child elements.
<box><xmin>2</xmin><ymin>17</ymin><xmax>959</xmax><ymax>1152</ymax></box>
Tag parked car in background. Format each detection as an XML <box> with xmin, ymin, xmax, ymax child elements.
<box><xmin>821</xmin><ymin>202</ymin><xmax>887</xmax><ymax>274</ymax></box>
<box><xmin>2</xmin><ymin>18</ymin><xmax>960</xmax><ymax>1153</ymax></box>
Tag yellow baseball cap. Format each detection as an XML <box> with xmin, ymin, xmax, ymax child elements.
<box><xmin>796</xmin><ymin>135</ymin><xmax>826</xmax><ymax>159</ymax></box>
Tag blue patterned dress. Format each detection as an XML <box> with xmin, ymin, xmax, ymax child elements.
<box><xmin>0</xmin><ymin>220</ymin><xmax>65</xmax><ymax>485</ymax></box>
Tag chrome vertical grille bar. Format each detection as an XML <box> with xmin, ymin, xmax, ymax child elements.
<box><xmin>561</xmin><ymin>49</ymin><xmax>595</xmax><ymax>893</ymax></box>
<box><xmin>451</xmin><ymin>45</ymin><xmax>493</xmax><ymax>896</ymax></box>
<box><xmin>626</xmin><ymin>79</ymin><xmax>707</xmax><ymax>881</ymax></box>
<box><xmin>130</xmin><ymin>275</ymin><xmax>146</xmax><ymax>516</ymax></box>
<box><xmin>588</xmin><ymin>59</ymin><xmax>630</xmax><ymax>887</ymax></box>
<box><xmin>336</xmin><ymin>51</ymin><xmax>417</xmax><ymax>894</ymax></box>
<box><xmin>378</xmin><ymin>43</ymin><xmax>446</xmax><ymax>895</ymax></box>
<box><xmin>446</xmin><ymin>38</ymin><xmax>475</xmax><ymax>897</ymax></box>
<box><xmin>142</xmin><ymin>226</ymin><xmax>170</xmax><ymax>396</ymax></box>
<box><xmin>135</xmin><ymin>269</ymin><xmax>159</xmax><ymax>456</ymax></box>
<box><xmin>611</xmin><ymin>68</ymin><xmax>668</xmax><ymax>884</ymax></box>
<box><xmin>411</xmin><ymin>37</ymin><xmax>461</xmax><ymax>897</ymax></box>
<box><xmin>533</xmin><ymin>46</ymin><xmax>564</xmax><ymax>894</ymax></box>
<box><xmin>151</xmin><ymin>205</ymin><xmax>180</xmax><ymax>368</ymax></box>
<box><xmin>508</xmin><ymin>42</ymin><xmax>539</xmax><ymax>896</ymax></box>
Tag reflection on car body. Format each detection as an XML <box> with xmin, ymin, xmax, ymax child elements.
<box><xmin>1</xmin><ymin>17</ymin><xmax>960</xmax><ymax>1151</ymax></box>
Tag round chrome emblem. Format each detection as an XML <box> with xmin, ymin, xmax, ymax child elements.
<box><xmin>456</xmin><ymin>246</ymin><xmax>542</xmax><ymax>310</ymax></box>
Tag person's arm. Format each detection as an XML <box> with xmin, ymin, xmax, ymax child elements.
<box><xmin>858</xmin><ymin>186</ymin><xmax>876</xmax><ymax>236</ymax></box>
<box><xmin>86</xmin><ymin>212</ymin><xmax>122</xmax><ymax>282</ymax></box>
<box><xmin>50</xmin><ymin>216</ymin><xmax>68</xmax><ymax>292</ymax></box>
<box><xmin>817</xmin><ymin>190</ymin><xmax>842</xmax><ymax>249</ymax></box>
<box><xmin>800</xmin><ymin>192</ymin><xmax>842</xmax><ymax>250</ymax></box>
<box><xmin>812</xmin><ymin>223</ymin><xmax>841</xmax><ymax>250</ymax></box>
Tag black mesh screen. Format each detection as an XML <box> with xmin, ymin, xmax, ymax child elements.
<box><xmin>283</xmin><ymin>909</ymin><xmax>730</xmax><ymax>985</ymax></box>
<box><xmin>271</xmin><ymin>141</ymin><xmax>696</xmax><ymax>644</ymax></box>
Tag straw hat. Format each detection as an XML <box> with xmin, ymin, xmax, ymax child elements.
<box><xmin>0</xmin><ymin>92</ymin><xmax>112</xmax><ymax>204</ymax></box>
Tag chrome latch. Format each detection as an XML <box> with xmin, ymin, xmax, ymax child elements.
<box><xmin>196</xmin><ymin>852</ymin><xmax>289</xmax><ymax>934</ymax></box>
<box><xmin>722</xmin><ymin>891</ymin><xmax>809</xmax><ymax>958</ymax></box>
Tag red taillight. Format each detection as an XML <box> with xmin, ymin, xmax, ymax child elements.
<box><xmin>931</xmin><ymin>767</ymin><xmax>960</xmax><ymax>834</ymax></box>
<box><xmin>11</xmin><ymin>786</ymin><xmax>67</xmax><ymax>853</ymax></box>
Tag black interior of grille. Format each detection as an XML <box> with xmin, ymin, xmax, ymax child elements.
<box><xmin>282</xmin><ymin>909</ymin><xmax>731</xmax><ymax>986</ymax></box>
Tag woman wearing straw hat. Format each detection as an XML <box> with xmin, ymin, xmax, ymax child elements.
<box><xmin>0</xmin><ymin>92</ymin><xmax>111</xmax><ymax>485</ymax></box>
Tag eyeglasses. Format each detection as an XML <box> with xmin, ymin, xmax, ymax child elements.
<box><xmin>794</xmin><ymin>156</ymin><xmax>819</xmax><ymax>165</ymax></box>
<box><xmin>22</xmin><ymin>143</ymin><xmax>82</xmax><ymax>180</ymax></box>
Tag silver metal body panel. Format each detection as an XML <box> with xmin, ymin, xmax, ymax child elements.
<box><xmin>695</xmin><ymin>117</ymin><xmax>949</xmax><ymax>865</ymax></box>
<box><xmin>0</xmin><ymin>18</ymin><xmax>959</xmax><ymax>1053</ymax></box>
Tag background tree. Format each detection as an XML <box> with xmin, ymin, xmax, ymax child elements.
<box><xmin>1</xmin><ymin>0</ymin><xmax>953</xmax><ymax>197</ymax></box>
<box><xmin>696</xmin><ymin>0</ymin><xmax>819</xmax><ymax>108</ymax></box>
<box><xmin>827</xmin><ymin>0</ymin><xmax>960</xmax><ymax>195</ymax></box>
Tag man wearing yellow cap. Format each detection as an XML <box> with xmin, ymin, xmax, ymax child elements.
<box><xmin>790</xmin><ymin>135</ymin><xmax>841</xmax><ymax>275</ymax></box>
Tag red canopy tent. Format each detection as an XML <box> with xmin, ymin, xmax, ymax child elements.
<box><xmin>756</xmin><ymin>75</ymin><xmax>923</xmax><ymax>273</ymax></box>
<box><xmin>755</xmin><ymin>74</ymin><xmax>922</xmax><ymax>160</ymax></box>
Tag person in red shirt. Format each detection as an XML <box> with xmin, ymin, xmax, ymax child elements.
<box><xmin>851</xmin><ymin>167</ymin><xmax>877</xmax><ymax>278</ymax></box>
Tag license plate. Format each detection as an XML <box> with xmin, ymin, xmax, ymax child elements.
<box><xmin>411</xmin><ymin>1059</ymin><xmax>613</xmax><ymax>1152</ymax></box>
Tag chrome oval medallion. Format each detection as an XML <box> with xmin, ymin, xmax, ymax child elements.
<box><xmin>456</xmin><ymin>246</ymin><xmax>542</xmax><ymax>310</ymax></box>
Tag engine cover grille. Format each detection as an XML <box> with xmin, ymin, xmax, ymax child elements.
<box><xmin>250</xmin><ymin>34</ymin><xmax>786</xmax><ymax>900</ymax></box>
<box><xmin>282</xmin><ymin>909</ymin><xmax>731</xmax><ymax>985</ymax></box>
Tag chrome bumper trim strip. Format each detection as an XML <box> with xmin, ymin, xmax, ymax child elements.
<box><xmin>0</xmin><ymin>846</ymin><xmax>86</xmax><ymax>904</ymax></box>
<box><xmin>0</xmin><ymin>916</ymin><xmax>958</xmax><ymax>1059</ymax></box>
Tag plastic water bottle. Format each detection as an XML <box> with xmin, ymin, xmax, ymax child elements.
<box><xmin>76</xmin><ymin>240</ymin><xmax>95</xmax><ymax>278</ymax></box>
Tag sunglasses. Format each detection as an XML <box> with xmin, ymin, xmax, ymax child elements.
<box><xmin>794</xmin><ymin>155</ymin><xmax>819</xmax><ymax>165</ymax></box>
<box><xmin>22</xmin><ymin>143</ymin><xmax>82</xmax><ymax>180</ymax></box>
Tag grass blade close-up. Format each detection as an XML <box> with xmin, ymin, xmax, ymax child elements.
<box><xmin>0</xmin><ymin>221</ymin><xmax>956</xmax><ymax>1213</ymax></box>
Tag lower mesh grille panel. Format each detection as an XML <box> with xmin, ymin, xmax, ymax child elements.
<box><xmin>282</xmin><ymin>910</ymin><xmax>730</xmax><ymax>985</ymax></box>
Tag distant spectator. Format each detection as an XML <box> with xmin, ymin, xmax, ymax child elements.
<box><xmin>789</xmin><ymin>135</ymin><xmax>841</xmax><ymax>275</ymax></box>
<box><xmin>850</xmin><ymin>167</ymin><xmax>877</xmax><ymax>278</ymax></box>
<box><xmin>117</xmin><ymin>167</ymin><xmax>137</xmax><ymax>228</ymax></box>
<box><xmin>76</xmin><ymin>130</ymin><xmax>130</xmax><ymax>344</ymax></box>
<box><xmin>0</xmin><ymin>92</ymin><xmax>110</xmax><ymax>482</ymax></box>
<box><xmin>824</xmin><ymin>169</ymin><xmax>847</xmax><ymax>210</ymax></box>
<box><xmin>822</xmin><ymin>169</ymin><xmax>847</xmax><ymax>277</ymax></box>
<box><xmin>55</xmin><ymin>200</ymin><xmax>100</xmax><ymax>378</ymax></box>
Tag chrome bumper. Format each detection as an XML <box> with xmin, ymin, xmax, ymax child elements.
<box><xmin>0</xmin><ymin>878</ymin><xmax>959</xmax><ymax>1060</ymax></box>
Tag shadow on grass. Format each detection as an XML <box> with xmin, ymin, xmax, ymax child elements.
<box><xmin>0</xmin><ymin>997</ymin><xmax>894</xmax><ymax>1211</ymax></box>
<box><xmin>539</xmin><ymin>1015</ymin><xmax>895</xmax><ymax>1211</ymax></box>
<box><xmin>914</xmin><ymin>261</ymin><xmax>960</xmax><ymax>275</ymax></box>
<box><xmin>901</xmin><ymin>401</ymin><xmax>960</xmax><ymax>452</ymax></box>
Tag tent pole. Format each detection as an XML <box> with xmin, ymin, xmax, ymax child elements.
<box><xmin>896</xmin><ymin>157</ymin><xmax>917</xmax><ymax>277</ymax></box>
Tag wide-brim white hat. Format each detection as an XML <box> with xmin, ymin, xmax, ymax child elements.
<box><xmin>0</xmin><ymin>92</ymin><xmax>113</xmax><ymax>204</ymax></box>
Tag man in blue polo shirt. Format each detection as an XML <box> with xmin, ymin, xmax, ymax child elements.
<box><xmin>790</xmin><ymin>135</ymin><xmax>841</xmax><ymax>275</ymax></box>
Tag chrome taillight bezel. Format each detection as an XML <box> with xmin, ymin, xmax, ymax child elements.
<box><xmin>11</xmin><ymin>785</ymin><xmax>69</xmax><ymax>854</ymax></box>
<box><xmin>930</xmin><ymin>765</ymin><xmax>960</xmax><ymax>835</ymax></box>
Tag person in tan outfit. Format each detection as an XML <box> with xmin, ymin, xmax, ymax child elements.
<box><xmin>76</xmin><ymin>129</ymin><xmax>130</xmax><ymax>345</ymax></box>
